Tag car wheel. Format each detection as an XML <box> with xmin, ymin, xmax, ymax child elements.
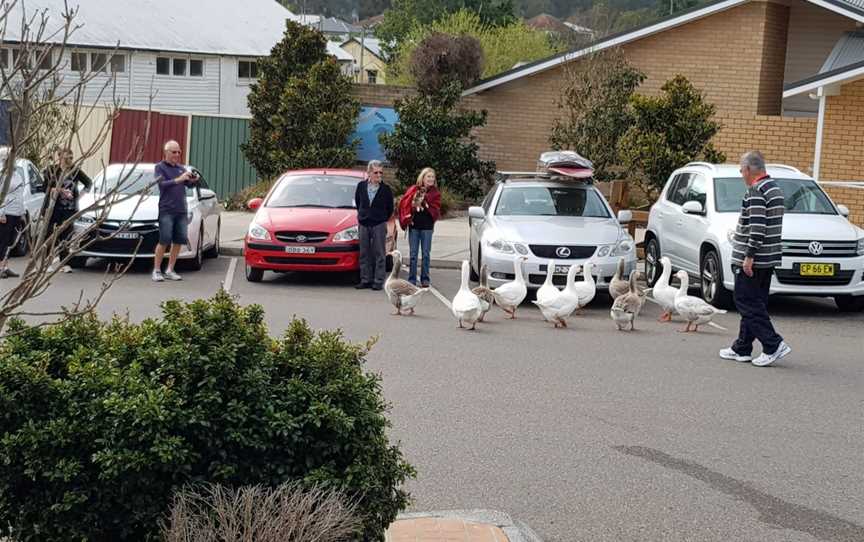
<box><xmin>644</xmin><ymin>237</ymin><xmax>661</xmax><ymax>287</ymax></box>
<box><xmin>10</xmin><ymin>215</ymin><xmax>29</xmax><ymax>257</ymax></box>
<box><xmin>182</xmin><ymin>228</ymin><xmax>204</xmax><ymax>271</ymax></box>
<box><xmin>68</xmin><ymin>256</ymin><xmax>88</xmax><ymax>269</ymax></box>
<box><xmin>203</xmin><ymin>221</ymin><xmax>220</xmax><ymax>258</ymax></box>
<box><xmin>834</xmin><ymin>295</ymin><xmax>864</xmax><ymax>312</ymax></box>
<box><xmin>700</xmin><ymin>250</ymin><xmax>734</xmax><ymax>309</ymax></box>
<box><xmin>246</xmin><ymin>264</ymin><xmax>263</xmax><ymax>282</ymax></box>
<box><xmin>469</xmin><ymin>245</ymin><xmax>480</xmax><ymax>282</ymax></box>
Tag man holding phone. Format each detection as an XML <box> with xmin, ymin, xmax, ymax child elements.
<box><xmin>152</xmin><ymin>140</ymin><xmax>197</xmax><ymax>282</ymax></box>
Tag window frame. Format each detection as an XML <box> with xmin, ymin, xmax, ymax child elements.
<box><xmin>172</xmin><ymin>57</ymin><xmax>187</xmax><ymax>76</ymax></box>
<box><xmin>90</xmin><ymin>52</ymin><xmax>108</xmax><ymax>72</ymax></box>
<box><xmin>189</xmin><ymin>58</ymin><xmax>204</xmax><ymax>77</ymax></box>
<box><xmin>70</xmin><ymin>51</ymin><xmax>87</xmax><ymax>72</ymax></box>
<box><xmin>366</xmin><ymin>69</ymin><xmax>377</xmax><ymax>84</ymax></box>
<box><xmin>237</xmin><ymin>59</ymin><xmax>258</xmax><ymax>82</ymax></box>
<box><xmin>156</xmin><ymin>56</ymin><xmax>170</xmax><ymax>75</ymax></box>
<box><xmin>109</xmin><ymin>53</ymin><xmax>126</xmax><ymax>73</ymax></box>
<box><xmin>686</xmin><ymin>173</ymin><xmax>708</xmax><ymax>208</ymax></box>
<box><xmin>666</xmin><ymin>173</ymin><xmax>692</xmax><ymax>206</ymax></box>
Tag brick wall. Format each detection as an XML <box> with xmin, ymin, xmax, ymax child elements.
<box><xmin>758</xmin><ymin>2</ymin><xmax>790</xmax><ymax>115</ymax></box>
<box><xmin>822</xmin><ymin>184</ymin><xmax>864</xmax><ymax>227</ymax></box>
<box><xmin>820</xmin><ymin>79</ymin><xmax>864</xmax><ymax>182</ymax></box>
<box><xmin>712</xmin><ymin>113</ymin><xmax>817</xmax><ymax>172</ymax></box>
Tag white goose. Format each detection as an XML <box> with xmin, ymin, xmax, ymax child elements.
<box><xmin>651</xmin><ymin>256</ymin><xmax>678</xmax><ymax>322</ymax></box>
<box><xmin>452</xmin><ymin>260</ymin><xmax>484</xmax><ymax>330</ymax></box>
<box><xmin>609</xmin><ymin>257</ymin><xmax>629</xmax><ymax>300</ymax></box>
<box><xmin>610</xmin><ymin>270</ymin><xmax>647</xmax><ymax>331</ymax></box>
<box><xmin>673</xmin><ymin>270</ymin><xmax>727</xmax><ymax>332</ymax></box>
<box><xmin>536</xmin><ymin>259</ymin><xmax>561</xmax><ymax>305</ymax></box>
<box><xmin>572</xmin><ymin>261</ymin><xmax>596</xmax><ymax>313</ymax></box>
<box><xmin>384</xmin><ymin>250</ymin><xmax>429</xmax><ymax>315</ymax></box>
<box><xmin>532</xmin><ymin>264</ymin><xmax>581</xmax><ymax>328</ymax></box>
<box><xmin>491</xmin><ymin>256</ymin><xmax>528</xmax><ymax>319</ymax></box>
<box><xmin>471</xmin><ymin>264</ymin><xmax>495</xmax><ymax>322</ymax></box>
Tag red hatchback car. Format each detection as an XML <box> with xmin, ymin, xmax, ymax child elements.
<box><xmin>244</xmin><ymin>169</ymin><xmax>396</xmax><ymax>282</ymax></box>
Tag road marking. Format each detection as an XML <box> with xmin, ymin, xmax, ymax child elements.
<box><xmin>224</xmin><ymin>257</ymin><xmax>237</xmax><ymax>292</ymax></box>
<box><xmin>401</xmin><ymin>264</ymin><xmax>451</xmax><ymax>309</ymax></box>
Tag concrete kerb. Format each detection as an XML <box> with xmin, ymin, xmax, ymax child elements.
<box><xmin>393</xmin><ymin>510</ymin><xmax>544</xmax><ymax>542</ymax></box>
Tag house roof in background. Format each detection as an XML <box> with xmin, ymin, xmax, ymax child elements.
<box><xmin>357</xmin><ymin>14</ymin><xmax>384</xmax><ymax>28</ymax></box>
<box><xmin>525</xmin><ymin>13</ymin><xmax>573</xmax><ymax>34</ymax></box>
<box><xmin>342</xmin><ymin>37</ymin><xmax>383</xmax><ymax>59</ymax></box>
<box><xmin>297</xmin><ymin>14</ymin><xmax>359</xmax><ymax>34</ymax></box>
<box><xmin>464</xmin><ymin>0</ymin><xmax>864</xmax><ymax>95</ymax></box>
<box><xmin>820</xmin><ymin>30</ymin><xmax>864</xmax><ymax>72</ymax></box>
<box><xmin>2</xmin><ymin>0</ymin><xmax>352</xmax><ymax>60</ymax></box>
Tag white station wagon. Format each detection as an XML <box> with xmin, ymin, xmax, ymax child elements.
<box><xmin>645</xmin><ymin>162</ymin><xmax>864</xmax><ymax>312</ymax></box>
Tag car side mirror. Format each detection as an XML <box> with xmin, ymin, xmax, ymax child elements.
<box><xmin>617</xmin><ymin>210</ymin><xmax>632</xmax><ymax>224</ymax></box>
<box><xmin>837</xmin><ymin>204</ymin><xmax>850</xmax><ymax>217</ymax></box>
<box><xmin>468</xmin><ymin>206</ymin><xmax>485</xmax><ymax>220</ymax></box>
<box><xmin>247</xmin><ymin>197</ymin><xmax>263</xmax><ymax>211</ymax></box>
<box><xmin>682</xmin><ymin>201</ymin><xmax>705</xmax><ymax>215</ymax></box>
<box><xmin>199</xmin><ymin>188</ymin><xmax>216</xmax><ymax>201</ymax></box>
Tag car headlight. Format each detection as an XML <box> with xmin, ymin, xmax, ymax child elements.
<box><xmin>333</xmin><ymin>225</ymin><xmax>359</xmax><ymax>242</ymax></box>
<box><xmin>597</xmin><ymin>245</ymin><xmax>611</xmax><ymax>257</ymax></box>
<box><xmin>857</xmin><ymin>237</ymin><xmax>864</xmax><ymax>256</ymax></box>
<box><xmin>248</xmin><ymin>222</ymin><xmax>271</xmax><ymax>241</ymax></box>
<box><xmin>486</xmin><ymin>238</ymin><xmax>515</xmax><ymax>254</ymax></box>
<box><xmin>74</xmin><ymin>216</ymin><xmax>96</xmax><ymax>227</ymax></box>
<box><xmin>611</xmin><ymin>239</ymin><xmax>634</xmax><ymax>257</ymax></box>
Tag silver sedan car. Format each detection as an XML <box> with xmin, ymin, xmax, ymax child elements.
<box><xmin>468</xmin><ymin>173</ymin><xmax>637</xmax><ymax>292</ymax></box>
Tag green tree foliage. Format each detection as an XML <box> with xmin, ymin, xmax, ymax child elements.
<box><xmin>549</xmin><ymin>49</ymin><xmax>645</xmax><ymax>182</ymax></box>
<box><xmin>408</xmin><ymin>31</ymin><xmax>484</xmax><ymax>93</ymax></box>
<box><xmin>375</xmin><ymin>0</ymin><xmax>516</xmax><ymax>58</ymax></box>
<box><xmin>388</xmin><ymin>10</ymin><xmax>564</xmax><ymax>85</ymax></box>
<box><xmin>242</xmin><ymin>21</ymin><xmax>360</xmax><ymax>180</ymax></box>
<box><xmin>618</xmin><ymin>75</ymin><xmax>725</xmax><ymax>199</ymax></box>
<box><xmin>381</xmin><ymin>81</ymin><xmax>495</xmax><ymax>199</ymax></box>
<box><xmin>0</xmin><ymin>290</ymin><xmax>415</xmax><ymax>542</ymax></box>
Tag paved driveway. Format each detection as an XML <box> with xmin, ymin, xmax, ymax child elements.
<box><xmin>5</xmin><ymin>257</ymin><xmax>864</xmax><ymax>542</ymax></box>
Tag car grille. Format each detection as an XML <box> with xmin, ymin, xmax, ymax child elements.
<box><xmin>274</xmin><ymin>231</ymin><xmax>329</xmax><ymax>243</ymax></box>
<box><xmin>82</xmin><ymin>223</ymin><xmax>161</xmax><ymax>255</ymax></box>
<box><xmin>774</xmin><ymin>269</ymin><xmax>854</xmax><ymax>286</ymax></box>
<box><xmin>263</xmin><ymin>256</ymin><xmax>339</xmax><ymax>265</ymax></box>
<box><xmin>529</xmin><ymin>274</ymin><xmax>613</xmax><ymax>286</ymax></box>
<box><xmin>529</xmin><ymin>244</ymin><xmax>596</xmax><ymax>259</ymax></box>
<box><xmin>782</xmin><ymin>240</ymin><xmax>858</xmax><ymax>258</ymax></box>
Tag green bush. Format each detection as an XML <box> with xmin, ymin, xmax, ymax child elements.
<box><xmin>0</xmin><ymin>291</ymin><xmax>414</xmax><ymax>541</ymax></box>
<box><xmin>225</xmin><ymin>178</ymin><xmax>274</xmax><ymax>211</ymax></box>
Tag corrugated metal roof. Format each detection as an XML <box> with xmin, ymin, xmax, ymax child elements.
<box><xmin>3</xmin><ymin>0</ymin><xmax>352</xmax><ymax>60</ymax></box>
<box><xmin>820</xmin><ymin>31</ymin><xmax>864</xmax><ymax>72</ymax></box>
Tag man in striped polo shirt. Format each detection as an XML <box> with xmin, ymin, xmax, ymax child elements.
<box><xmin>719</xmin><ymin>151</ymin><xmax>791</xmax><ymax>367</ymax></box>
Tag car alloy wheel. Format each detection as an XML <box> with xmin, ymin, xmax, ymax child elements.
<box><xmin>645</xmin><ymin>238</ymin><xmax>661</xmax><ymax>287</ymax></box>
<box><xmin>700</xmin><ymin>250</ymin><xmax>733</xmax><ymax>309</ymax></box>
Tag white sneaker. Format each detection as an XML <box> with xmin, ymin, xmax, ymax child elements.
<box><xmin>152</xmin><ymin>270</ymin><xmax>164</xmax><ymax>282</ymax></box>
<box><xmin>163</xmin><ymin>269</ymin><xmax>182</xmax><ymax>281</ymax></box>
<box><xmin>719</xmin><ymin>348</ymin><xmax>752</xmax><ymax>362</ymax></box>
<box><xmin>752</xmin><ymin>342</ymin><xmax>791</xmax><ymax>367</ymax></box>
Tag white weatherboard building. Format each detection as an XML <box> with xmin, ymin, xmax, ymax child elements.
<box><xmin>1</xmin><ymin>0</ymin><xmax>354</xmax><ymax>116</ymax></box>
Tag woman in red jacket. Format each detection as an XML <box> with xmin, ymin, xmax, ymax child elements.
<box><xmin>398</xmin><ymin>167</ymin><xmax>441</xmax><ymax>287</ymax></box>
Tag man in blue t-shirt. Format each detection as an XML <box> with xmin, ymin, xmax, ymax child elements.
<box><xmin>152</xmin><ymin>140</ymin><xmax>197</xmax><ymax>282</ymax></box>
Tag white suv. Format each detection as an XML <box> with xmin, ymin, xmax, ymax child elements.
<box><xmin>645</xmin><ymin>162</ymin><xmax>864</xmax><ymax>312</ymax></box>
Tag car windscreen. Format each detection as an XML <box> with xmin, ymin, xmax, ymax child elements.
<box><xmin>266</xmin><ymin>175</ymin><xmax>361</xmax><ymax>208</ymax></box>
<box><xmin>494</xmin><ymin>185</ymin><xmax>610</xmax><ymax>218</ymax></box>
<box><xmin>93</xmin><ymin>168</ymin><xmax>195</xmax><ymax>197</ymax></box>
<box><xmin>713</xmin><ymin>177</ymin><xmax>837</xmax><ymax>214</ymax></box>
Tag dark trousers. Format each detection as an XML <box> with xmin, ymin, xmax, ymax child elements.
<box><xmin>732</xmin><ymin>267</ymin><xmax>783</xmax><ymax>355</ymax></box>
<box><xmin>0</xmin><ymin>215</ymin><xmax>22</xmax><ymax>261</ymax></box>
<box><xmin>358</xmin><ymin>222</ymin><xmax>387</xmax><ymax>287</ymax></box>
<box><xmin>48</xmin><ymin>210</ymin><xmax>75</xmax><ymax>260</ymax></box>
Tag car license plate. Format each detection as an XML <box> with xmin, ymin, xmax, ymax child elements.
<box><xmin>799</xmin><ymin>263</ymin><xmax>835</xmax><ymax>276</ymax></box>
<box><xmin>114</xmin><ymin>232</ymin><xmax>139</xmax><ymax>240</ymax></box>
<box><xmin>554</xmin><ymin>265</ymin><xmax>571</xmax><ymax>274</ymax></box>
<box><xmin>285</xmin><ymin>246</ymin><xmax>315</xmax><ymax>254</ymax></box>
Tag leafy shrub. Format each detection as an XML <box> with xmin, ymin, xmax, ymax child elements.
<box><xmin>409</xmin><ymin>32</ymin><xmax>483</xmax><ymax>94</ymax></box>
<box><xmin>0</xmin><ymin>291</ymin><xmax>414</xmax><ymax>541</ymax></box>
<box><xmin>225</xmin><ymin>178</ymin><xmax>274</xmax><ymax>211</ymax></box>
<box><xmin>162</xmin><ymin>482</ymin><xmax>360</xmax><ymax>542</ymax></box>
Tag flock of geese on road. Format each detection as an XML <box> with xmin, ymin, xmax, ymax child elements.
<box><xmin>383</xmin><ymin>250</ymin><xmax>728</xmax><ymax>332</ymax></box>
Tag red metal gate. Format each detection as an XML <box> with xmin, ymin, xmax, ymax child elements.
<box><xmin>109</xmin><ymin>109</ymin><xmax>189</xmax><ymax>164</ymax></box>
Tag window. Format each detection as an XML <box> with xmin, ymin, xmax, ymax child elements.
<box><xmin>109</xmin><ymin>54</ymin><xmax>125</xmax><ymax>73</ymax></box>
<box><xmin>70</xmin><ymin>52</ymin><xmax>87</xmax><ymax>72</ymax></box>
<box><xmin>27</xmin><ymin>164</ymin><xmax>44</xmax><ymax>191</ymax></box>
<box><xmin>238</xmin><ymin>60</ymin><xmax>258</xmax><ymax>79</ymax></box>
<box><xmin>713</xmin><ymin>178</ymin><xmax>837</xmax><ymax>215</ymax></box>
<box><xmin>481</xmin><ymin>186</ymin><xmax>497</xmax><ymax>213</ymax></box>
<box><xmin>190</xmin><ymin>59</ymin><xmax>203</xmax><ymax>77</ymax></box>
<box><xmin>90</xmin><ymin>52</ymin><xmax>107</xmax><ymax>71</ymax></box>
<box><xmin>687</xmin><ymin>174</ymin><xmax>707</xmax><ymax>208</ymax></box>
<box><xmin>36</xmin><ymin>49</ymin><xmax>53</xmax><ymax>70</ymax></box>
<box><xmin>156</xmin><ymin>56</ymin><xmax>170</xmax><ymax>75</ymax></box>
<box><xmin>366</xmin><ymin>69</ymin><xmax>377</xmax><ymax>84</ymax></box>
<box><xmin>666</xmin><ymin>173</ymin><xmax>691</xmax><ymax>206</ymax></box>
<box><xmin>494</xmin><ymin>186</ymin><xmax>610</xmax><ymax>218</ymax></box>
<box><xmin>0</xmin><ymin>49</ymin><xmax>8</xmax><ymax>69</ymax></box>
<box><xmin>173</xmin><ymin>58</ymin><xmax>186</xmax><ymax>76</ymax></box>
<box><xmin>12</xmin><ymin>49</ymin><xmax>29</xmax><ymax>69</ymax></box>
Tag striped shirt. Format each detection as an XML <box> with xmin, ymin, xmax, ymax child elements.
<box><xmin>730</xmin><ymin>176</ymin><xmax>784</xmax><ymax>268</ymax></box>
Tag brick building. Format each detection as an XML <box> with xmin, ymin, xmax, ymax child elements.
<box><xmin>355</xmin><ymin>0</ymin><xmax>864</xmax><ymax>223</ymax></box>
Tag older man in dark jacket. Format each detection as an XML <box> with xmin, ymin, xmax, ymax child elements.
<box><xmin>354</xmin><ymin>160</ymin><xmax>394</xmax><ymax>291</ymax></box>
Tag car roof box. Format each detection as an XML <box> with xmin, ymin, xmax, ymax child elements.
<box><xmin>537</xmin><ymin>150</ymin><xmax>594</xmax><ymax>179</ymax></box>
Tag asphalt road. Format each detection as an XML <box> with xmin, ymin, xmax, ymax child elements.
<box><xmin>4</xmin><ymin>256</ymin><xmax>864</xmax><ymax>542</ymax></box>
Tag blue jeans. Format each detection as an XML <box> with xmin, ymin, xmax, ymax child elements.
<box><xmin>408</xmin><ymin>228</ymin><xmax>433</xmax><ymax>284</ymax></box>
